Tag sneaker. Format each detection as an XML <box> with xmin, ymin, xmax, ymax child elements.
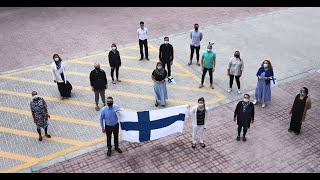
<box><xmin>162</xmin><ymin>105</ymin><xmax>165</xmax><ymax>107</ymax></box>
<box><xmin>188</xmin><ymin>61</ymin><xmax>192</xmax><ymax>66</ymax></box>
<box><xmin>155</xmin><ymin>101</ymin><xmax>159</xmax><ymax>107</ymax></box>
<box><xmin>45</xmin><ymin>134</ymin><xmax>51</xmax><ymax>138</ymax></box>
<box><xmin>288</xmin><ymin>128</ymin><xmax>292</xmax><ymax>132</ymax></box>
<box><xmin>146</xmin><ymin>58</ymin><xmax>149</xmax><ymax>61</ymax></box>
<box><xmin>243</xmin><ymin>137</ymin><xmax>246</xmax><ymax>142</ymax></box>
<box><xmin>95</xmin><ymin>106</ymin><xmax>99</xmax><ymax>111</ymax></box>
<box><xmin>192</xmin><ymin>144</ymin><xmax>196</xmax><ymax>149</ymax></box>
<box><xmin>200</xmin><ymin>143</ymin><xmax>206</xmax><ymax>148</ymax></box>
<box><xmin>198</xmin><ymin>84</ymin><xmax>203</xmax><ymax>88</ymax></box>
<box><xmin>237</xmin><ymin>90</ymin><xmax>241</xmax><ymax>94</ymax></box>
<box><xmin>39</xmin><ymin>136</ymin><xmax>42</xmax><ymax>141</ymax></box>
<box><xmin>210</xmin><ymin>84</ymin><xmax>214</xmax><ymax>89</ymax></box>
<box><xmin>262</xmin><ymin>103</ymin><xmax>266</xmax><ymax>108</ymax></box>
<box><xmin>107</xmin><ymin>150</ymin><xmax>111</xmax><ymax>156</ymax></box>
<box><xmin>139</xmin><ymin>58</ymin><xmax>143</xmax><ymax>61</ymax></box>
<box><xmin>252</xmin><ymin>99</ymin><xmax>257</xmax><ymax>105</ymax></box>
<box><xmin>112</xmin><ymin>81</ymin><xmax>116</xmax><ymax>84</ymax></box>
<box><xmin>61</xmin><ymin>97</ymin><xmax>65</xmax><ymax>100</ymax></box>
<box><xmin>227</xmin><ymin>88</ymin><xmax>232</xmax><ymax>93</ymax></box>
<box><xmin>117</xmin><ymin>79</ymin><xmax>121</xmax><ymax>82</ymax></box>
<box><xmin>115</xmin><ymin>148</ymin><xmax>123</xmax><ymax>153</ymax></box>
<box><xmin>236</xmin><ymin>136</ymin><xmax>240</xmax><ymax>141</ymax></box>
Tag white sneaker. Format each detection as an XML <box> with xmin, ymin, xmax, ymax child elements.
<box><xmin>237</xmin><ymin>90</ymin><xmax>241</xmax><ymax>94</ymax></box>
<box><xmin>252</xmin><ymin>99</ymin><xmax>257</xmax><ymax>105</ymax></box>
<box><xmin>262</xmin><ymin>103</ymin><xmax>266</xmax><ymax>108</ymax></box>
<box><xmin>227</xmin><ymin>88</ymin><xmax>232</xmax><ymax>93</ymax></box>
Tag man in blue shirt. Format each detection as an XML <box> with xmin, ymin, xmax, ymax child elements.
<box><xmin>100</xmin><ymin>96</ymin><xmax>122</xmax><ymax>156</ymax></box>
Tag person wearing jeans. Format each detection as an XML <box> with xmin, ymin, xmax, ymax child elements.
<box><xmin>227</xmin><ymin>51</ymin><xmax>244</xmax><ymax>94</ymax></box>
<box><xmin>199</xmin><ymin>42</ymin><xmax>216</xmax><ymax>89</ymax></box>
<box><xmin>100</xmin><ymin>97</ymin><xmax>123</xmax><ymax>156</ymax></box>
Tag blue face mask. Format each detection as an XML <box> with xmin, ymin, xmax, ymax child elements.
<box><xmin>157</xmin><ymin>66</ymin><xmax>162</xmax><ymax>70</ymax></box>
<box><xmin>198</xmin><ymin>103</ymin><xmax>204</xmax><ymax>107</ymax></box>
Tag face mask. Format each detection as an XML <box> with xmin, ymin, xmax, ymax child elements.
<box><xmin>207</xmin><ymin>49</ymin><xmax>212</xmax><ymax>52</ymax></box>
<box><xmin>195</xmin><ymin>27</ymin><xmax>199</xmax><ymax>31</ymax></box>
<box><xmin>243</xmin><ymin>98</ymin><xmax>249</xmax><ymax>102</ymax></box>
<box><xmin>107</xmin><ymin>102</ymin><xmax>113</xmax><ymax>107</ymax></box>
<box><xmin>164</xmin><ymin>41</ymin><xmax>169</xmax><ymax>44</ymax></box>
<box><xmin>263</xmin><ymin>63</ymin><xmax>268</xmax><ymax>68</ymax></box>
<box><xmin>198</xmin><ymin>103</ymin><xmax>204</xmax><ymax>107</ymax></box>
<box><xmin>140</xmin><ymin>25</ymin><xmax>144</xmax><ymax>29</ymax></box>
<box><xmin>95</xmin><ymin>67</ymin><xmax>100</xmax><ymax>70</ymax></box>
<box><xmin>157</xmin><ymin>66</ymin><xmax>162</xmax><ymax>70</ymax></box>
<box><xmin>112</xmin><ymin>47</ymin><xmax>116</xmax><ymax>50</ymax></box>
<box><xmin>54</xmin><ymin>58</ymin><xmax>60</xmax><ymax>61</ymax></box>
<box><xmin>300</xmin><ymin>90</ymin><xmax>306</xmax><ymax>96</ymax></box>
<box><xmin>235</xmin><ymin>54</ymin><xmax>240</xmax><ymax>58</ymax></box>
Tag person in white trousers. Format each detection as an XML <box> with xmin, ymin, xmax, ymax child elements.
<box><xmin>190</xmin><ymin>97</ymin><xmax>208</xmax><ymax>148</ymax></box>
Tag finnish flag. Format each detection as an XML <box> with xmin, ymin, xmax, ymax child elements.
<box><xmin>117</xmin><ymin>105</ymin><xmax>188</xmax><ymax>143</ymax></box>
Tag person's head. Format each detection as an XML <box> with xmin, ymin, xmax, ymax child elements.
<box><xmin>300</xmin><ymin>87</ymin><xmax>308</xmax><ymax>96</ymax></box>
<box><xmin>234</xmin><ymin>51</ymin><xmax>241</xmax><ymax>60</ymax></box>
<box><xmin>53</xmin><ymin>54</ymin><xmax>61</xmax><ymax>62</ymax></box>
<box><xmin>198</xmin><ymin>97</ymin><xmax>205</xmax><ymax>108</ymax></box>
<box><xmin>164</xmin><ymin>37</ymin><xmax>169</xmax><ymax>44</ymax></box>
<box><xmin>194</xmin><ymin>24</ymin><xmax>199</xmax><ymax>31</ymax></box>
<box><xmin>262</xmin><ymin>60</ymin><xmax>273</xmax><ymax>70</ymax></box>
<box><xmin>140</xmin><ymin>21</ymin><xmax>144</xmax><ymax>29</ymax></box>
<box><xmin>207</xmin><ymin>42</ymin><xmax>214</xmax><ymax>52</ymax></box>
<box><xmin>107</xmin><ymin>97</ymin><xmax>114</xmax><ymax>107</ymax></box>
<box><xmin>94</xmin><ymin>63</ymin><xmax>100</xmax><ymax>70</ymax></box>
<box><xmin>156</xmin><ymin>62</ymin><xmax>162</xmax><ymax>70</ymax></box>
<box><xmin>111</xmin><ymin>43</ymin><xmax>117</xmax><ymax>51</ymax></box>
<box><xmin>243</xmin><ymin>94</ymin><xmax>250</xmax><ymax>102</ymax></box>
<box><xmin>31</xmin><ymin>91</ymin><xmax>38</xmax><ymax>97</ymax></box>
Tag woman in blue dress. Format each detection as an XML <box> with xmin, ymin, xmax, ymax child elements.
<box><xmin>253</xmin><ymin>60</ymin><xmax>274</xmax><ymax>108</ymax></box>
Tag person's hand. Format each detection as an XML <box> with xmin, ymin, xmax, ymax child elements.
<box><xmin>251</xmin><ymin>120</ymin><xmax>254</xmax><ymax>124</ymax></box>
<box><xmin>102</xmin><ymin>129</ymin><xmax>106</xmax><ymax>133</ymax></box>
<box><xmin>54</xmin><ymin>80</ymin><xmax>57</xmax><ymax>83</ymax></box>
<box><xmin>201</xmin><ymin>67</ymin><xmax>204</xmax><ymax>71</ymax></box>
<box><xmin>91</xmin><ymin>86</ymin><xmax>94</xmax><ymax>92</ymax></box>
<box><xmin>170</xmin><ymin>61</ymin><xmax>173</xmax><ymax>65</ymax></box>
<box><xmin>239</xmin><ymin>73</ymin><xmax>242</xmax><ymax>77</ymax></box>
<box><xmin>258</xmin><ymin>76</ymin><xmax>262</xmax><ymax>80</ymax></box>
<box><xmin>47</xmin><ymin>114</ymin><xmax>50</xmax><ymax>119</ymax></box>
<box><xmin>227</xmin><ymin>72</ymin><xmax>230</xmax><ymax>76</ymax></box>
<box><xmin>33</xmin><ymin>119</ymin><xmax>36</xmax><ymax>123</ymax></box>
<box><xmin>105</xmin><ymin>84</ymin><xmax>108</xmax><ymax>89</ymax></box>
<box><xmin>212</xmin><ymin>68</ymin><xmax>215</xmax><ymax>72</ymax></box>
<box><xmin>233</xmin><ymin>117</ymin><xmax>236</xmax><ymax>122</ymax></box>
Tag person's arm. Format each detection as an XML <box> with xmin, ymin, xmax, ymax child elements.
<box><xmin>103</xmin><ymin>71</ymin><xmax>108</xmax><ymax>89</ymax></box>
<box><xmin>190</xmin><ymin>31</ymin><xmax>192</xmax><ymax>39</ymax></box>
<box><xmin>30</xmin><ymin>103</ymin><xmax>36</xmax><ymax>123</ymax></box>
<box><xmin>251</xmin><ymin>103</ymin><xmax>255</xmax><ymax>123</ymax></box>
<box><xmin>204</xmin><ymin>108</ymin><xmax>208</xmax><ymax>129</ymax></box>
<box><xmin>137</xmin><ymin>29</ymin><xmax>140</xmax><ymax>39</ymax></box>
<box><xmin>200</xmin><ymin>32</ymin><xmax>203</xmax><ymax>41</ymax></box>
<box><xmin>306</xmin><ymin>97</ymin><xmax>311</xmax><ymax>110</ymax></box>
<box><xmin>171</xmin><ymin>45</ymin><xmax>174</xmax><ymax>62</ymax></box>
<box><xmin>227</xmin><ymin>59</ymin><xmax>232</xmax><ymax>75</ymax></box>
<box><xmin>290</xmin><ymin>95</ymin><xmax>298</xmax><ymax>114</ymax></box>
<box><xmin>146</xmin><ymin>28</ymin><xmax>148</xmax><ymax>38</ymax></box>
<box><xmin>90</xmin><ymin>71</ymin><xmax>95</xmax><ymax>91</ymax></box>
<box><xmin>118</xmin><ymin>51</ymin><xmax>121</xmax><ymax>67</ymax></box>
<box><xmin>159</xmin><ymin>45</ymin><xmax>162</xmax><ymax>60</ymax></box>
<box><xmin>62</xmin><ymin>63</ymin><xmax>67</xmax><ymax>84</ymax></box>
<box><xmin>240</xmin><ymin>61</ymin><xmax>244</xmax><ymax>77</ymax></box>
<box><xmin>201</xmin><ymin>55</ymin><xmax>204</xmax><ymax>71</ymax></box>
<box><xmin>108</xmin><ymin>52</ymin><xmax>113</xmax><ymax>67</ymax></box>
<box><xmin>151</xmin><ymin>71</ymin><xmax>158</xmax><ymax>83</ymax></box>
<box><xmin>234</xmin><ymin>102</ymin><xmax>240</xmax><ymax>121</ymax></box>
<box><xmin>213</xmin><ymin>54</ymin><xmax>216</xmax><ymax>71</ymax></box>
<box><xmin>51</xmin><ymin>64</ymin><xmax>57</xmax><ymax>83</ymax></box>
<box><xmin>100</xmin><ymin>110</ymin><xmax>105</xmax><ymax>132</ymax></box>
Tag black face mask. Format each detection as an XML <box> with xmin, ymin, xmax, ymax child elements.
<box><xmin>95</xmin><ymin>67</ymin><xmax>100</xmax><ymax>70</ymax></box>
<box><xmin>235</xmin><ymin>54</ymin><xmax>240</xmax><ymax>58</ymax></box>
<box><xmin>195</xmin><ymin>27</ymin><xmax>198</xmax><ymax>31</ymax></box>
<box><xmin>107</xmin><ymin>102</ymin><xmax>113</xmax><ymax>107</ymax></box>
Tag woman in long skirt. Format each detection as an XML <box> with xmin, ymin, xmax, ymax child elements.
<box><xmin>152</xmin><ymin>62</ymin><xmax>168</xmax><ymax>107</ymax></box>
<box><xmin>51</xmin><ymin>54</ymin><xmax>72</xmax><ymax>99</ymax></box>
<box><xmin>253</xmin><ymin>60</ymin><xmax>274</xmax><ymax>108</ymax></box>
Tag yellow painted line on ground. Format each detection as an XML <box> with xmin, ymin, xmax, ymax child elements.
<box><xmin>0</xmin><ymin>126</ymin><xmax>84</xmax><ymax>146</ymax></box>
<box><xmin>0</xmin><ymin>75</ymin><xmax>195</xmax><ymax>105</ymax></box>
<box><xmin>0</xmin><ymin>65</ymin><xmax>51</xmax><ymax>78</ymax></box>
<box><xmin>147</xmin><ymin>43</ymin><xmax>160</xmax><ymax>53</ymax></box>
<box><xmin>36</xmin><ymin>68</ymin><xmax>217</xmax><ymax>94</ymax></box>
<box><xmin>0</xmin><ymin>89</ymin><xmax>137</xmax><ymax>112</ymax></box>
<box><xmin>67</xmin><ymin>59</ymin><xmax>190</xmax><ymax>77</ymax></box>
<box><xmin>0</xmin><ymin>105</ymin><xmax>99</xmax><ymax>128</ymax></box>
<box><xmin>0</xmin><ymin>151</ymin><xmax>38</xmax><ymax>162</ymax></box>
<box><xmin>1</xmin><ymin>137</ymin><xmax>107</xmax><ymax>173</ymax></box>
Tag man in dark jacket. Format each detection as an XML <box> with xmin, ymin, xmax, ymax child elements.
<box><xmin>159</xmin><ymin>37</ymin><xmax>174</xmax><ymax>78</ymax></box>
<box><xmin>90</xmin><ymin>63</ymin><xmax>108</xmax><ymax>111</ymax></box>
<box><xmin>234</xmin><ymin>94</ymin><xmax>255</xmax><ymax>142</ymax></box>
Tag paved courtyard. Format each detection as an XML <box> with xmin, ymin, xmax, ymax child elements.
<box><xmin>0</xmin><ymin>7</ymin><xmax>319</xmax><ymax>173</ymax></box>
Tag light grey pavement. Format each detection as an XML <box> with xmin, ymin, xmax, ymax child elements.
<box><xmin>0</xmin><ymin>7</ymin><xmax>319</xmax><ymax>173</ymax></box>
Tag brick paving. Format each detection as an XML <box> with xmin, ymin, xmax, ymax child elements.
<box><xmin>36</xmin><ymin>71</ymin><xmax>320</xmax><ymax>173</ymax></box>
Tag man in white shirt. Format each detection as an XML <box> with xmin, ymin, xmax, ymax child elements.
<box><xmin>137</xmin><ymin>21</ymin><xmax>149</xmax><ymax>61</ymax></box>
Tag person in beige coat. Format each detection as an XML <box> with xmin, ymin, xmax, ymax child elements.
<box><xmin>288</xmin><ymin>87</ymin><xmax>311</xmax><ymax>135</ymax></box>
<box><xmin>190</xmin><ymin>97</ymin><xmax>208</xmax><ymax>148</ymax></box>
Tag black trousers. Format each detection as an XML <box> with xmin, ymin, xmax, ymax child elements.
<box><xmin>37</xmin><ymin>126</ymin><xmax>48</xmax><ymax>136</ymax></box>
<box><xmin>105</xmin><ymin>123</ymin><xmax>119</xmax><ymax>150</ymax></box>
<box><xmin>229</xmin><ymin>75</ymin><xmax>241</xmax><ymax>89</ymax></box>
<box><xmin>139</xmin><ymin>39</ymin><xmax>148</xmax><ymax>59</ymax></box>
<box><xmin>111</xmin><ymin>66</ymin><xmax>120</xmax><ymax>81</ymax></box>
<box><xmin>162</xmin><ymin>61</ymin><xmax>171</xmax><ymax>77</ymax></box>
<box><xmin>201</xmin><ymin>68</ymin><xmax>213</xmax><ymax>85</ymax></box>
<box><xmin>190</xmin><ymin>45</ymin><xmax>200</xmax><ymax>61</ymax></box>
<box><xmin>289</xmin><ymin>118</ymin><xmax>302</xmax><ymax>133</ymax></box>
<box><xmin>238</xmin><ymin>126</ymin><xmax>248</xmax><ymax>136</ymax></box>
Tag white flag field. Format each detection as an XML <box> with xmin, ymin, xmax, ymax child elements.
<box><xmin>117</xmin><ymin>105</ymin><xmax>188</xmax><ymax>143</ymax></box>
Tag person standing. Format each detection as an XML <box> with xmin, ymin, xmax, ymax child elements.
<box><xmin>288</xmin><ymin>87</ymin><xmax>311</xmax><ymax>135</ymax></box>
<box><xmin>190</xmin><ymin>97</ymin><xmax>208</xmax><ymax>148</ymax></box>
<box><xmin>152</xmin><ymin>62</ymin><xmax>168</xmax><ymax>107</ymax></box>
<box><xmin>30</xmin><ymin>91</ymin><xmax>51</xmax><ymax>141</ymax></box>
<box><xmin>137</xmin><ymin>21</ymin><xmax>149</xmax><ymax>61</ymax></box>
<box><xmin>100</xmin><ymin>97</ymin><xmax>123</xmax><ymax>156</ymax></box>
<box><xmin>188</xmin><ymin>23</ymin><xmax>203</xmax><ymax>66</ymax></box>
<box><xmin>51</xmin><ymin>54</ymin><xmax>72</xmax><ymax>100</ymax></box>
<box><xmin>199</xmin><ymin>43</ymin><xmax>216</xmax><ymax>89</ymax></box>
<box><xmin>90</xmin><ymin>63</ymin><xmax>108</xmax><ymax>111</ymax></box>
<box><xmin>227</xmin><ymin>51</ymin><xmax>244</xmax><ymax>94</ymax></box>
<box><xmin>108</xmin><ymin>43</ymin><xmax>122</xmax><ymax>84</ymax></box>
<box><xmin>234</xmin><ymin>94</ymin><xmax>255</xmax><ymax>142</ymax></box>
<box><xmin>252</xmin><ymin>60</ymin><xmax>274</xmax><ymax>108</ymax></box>
<box><xmin>159</xmin><ymin>37</ymin><xmax>174</xmax><ymax>78</ymax></box>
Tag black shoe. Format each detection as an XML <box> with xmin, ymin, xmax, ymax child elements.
<box><xmin>236</xmin><ymin>136</ymin><xmax>240</xmax><ymax>141</ymax></box>
<box><xmin>45</xmin><ymin>134</ymin><xmax>51</xmax><ymax>138</ymax></box>
<box><xmin>146</xmin><ymin>58</ymin><xmax>149</xmax><ymax>61</ymax></box>
<box><xmin>107</xmin><ymin>150</ymin><xmax>111</xmax><ymax>156</ymax></box>
<box><xmin>162</xmin><ymin>105</ymin><xmax>165</xmax><ymax>107</ymax></box>
<box><xmin>295</xmin><ymin>132</ymin><xmax>300</xmax><ymax>135</ymax></box>
<box><xmin>188</xmin><ymin>62</ymin><xmax>192</xmax><ymax>66</ymax></box>
<box><xmin>192</xmin><ymin>144</ymin><xmax>196</xmax><ymax>149</ymax></box>
<box><xmin>115</xmin><ymin>148</ymin><xmax>122</xmax><ymax>154</ymax></box>
<box><xmin>243</xmin><ymin>137</ymin><xmax>246</xmax><ymax>142</ymax></box>
<box><xmin>288</xmin><ymin>128</ymin><xmax>292</xmax><ymax>132</ymax></box>
<box><xmin>200</xmin><ymin>143</ymin><xmax>206</xmax><ymax>148</ymax></box>
<box><xmin>139</xmin><ymin>58</ymin><xmax>143</xmax><ymax>61</ymax></box>
<box><xmin>155</xmin><ymin>101</ymin><xmax>159</xmax><ymax>107</ymax></box>
<box><xmin>39</xmin><ymin>136</ymin><xmax>42</xmax><ymax>141</ymax></box>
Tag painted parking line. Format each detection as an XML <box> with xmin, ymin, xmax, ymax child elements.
<box><xmin>0</xmin><ymin>75</ymin><xmax>196</xmax><ymax>105</ymax></box>
<box><xmin>0</xmin><ymin>106</ymin><xmax>99</xmax><ymax>127</ymax></box>
<box><xmin>0</xmin><ymin>126</ymin><xmax>84</xmax><ymax>146</ymax></box>
<box><xmin>0</xmin><ymin>151</ymin><xmax>37</xmax><ymax>162</ymax></box>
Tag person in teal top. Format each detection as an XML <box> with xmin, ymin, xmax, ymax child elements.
<box><xmin>199</xmin><ymin>42</ymin><xmax>216</xmax><ymax>89</ymax></box>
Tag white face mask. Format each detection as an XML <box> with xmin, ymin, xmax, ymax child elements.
<box><xmin>243</xmin><ymin>98</ymin><xmax>249</xmax><ymax>102</ymax></box>
<box><xmin>54</xmin><ymin>57</ymin><xmax>60</xmax><ymax>61</ymax></box>
<box><xmin>164</xmin><ymin>41</ymin><xmax>169</xmax><ymax>44</ymax></box>
<box><xmin>198</xmin><ymin>103</ymin><xmax>204</xmax><ymax>107</ymax></box>
<box><xmin>263</xmin><ymin>63</ymin><xmax>268</xmax><ymax>68</ymax></box>
<box><xmin>112</xmin><ymin>47</ymin><xmax>116</xmax><ymax>50</ymax></box>
<box><xmin>157</xmin><ymin>66</ymin><xmax>162</xmax><ymax>70</ymax></box>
